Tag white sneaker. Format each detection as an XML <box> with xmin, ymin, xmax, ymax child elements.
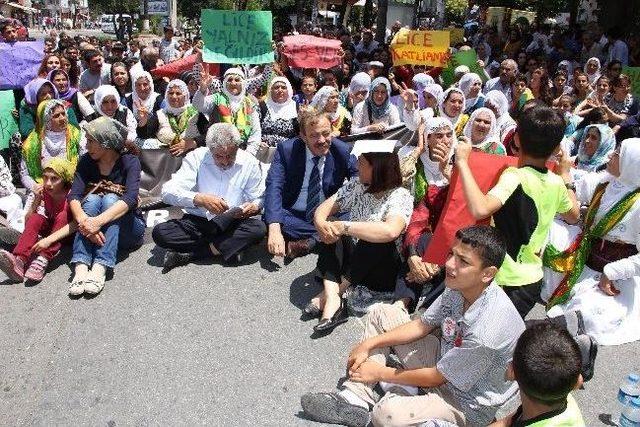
<box><xmin>68</xmin><ymin>279</ymin><xmax>85</xmax><ymax>296</ymax></box>
<box><xmin>83</xmin><ymin>278</ymin><xmax>104</xmax><ymax>295</ymax></box>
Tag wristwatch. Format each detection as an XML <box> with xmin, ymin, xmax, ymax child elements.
<box><xmin>565</xmin><ymin>182</ymin><xmax>576</xmax><ymax>191</ymax></box>
<box><xmin>343</xmin><ymin>222</ymin><xmax>351</xmax><ymax>236</ymax></box>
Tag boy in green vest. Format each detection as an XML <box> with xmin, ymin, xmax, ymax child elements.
<box><xmin>491</xmin><ymin>322</ymin><xmax>585</xmax><ymax>426</ymax></box>
<box><xmin>455</xmin><ymin>106</ymin><xmax>581</xmax><ymax>318</ymax></box>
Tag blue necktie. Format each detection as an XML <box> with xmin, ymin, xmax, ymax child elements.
<box><xmin>306</xmin><ymin>156</ymin><xmax>321</xmax><ymax>221</ymax></box>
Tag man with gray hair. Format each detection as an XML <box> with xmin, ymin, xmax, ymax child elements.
<box><xmin>152</xmin><ymin>123</ymin><xmax>266</xmax><ymax>272</ymax></box>
<box><xmin>482</xmin><ymin>59</ymin><xmax>517</xmax><ymax>102</ymax></box>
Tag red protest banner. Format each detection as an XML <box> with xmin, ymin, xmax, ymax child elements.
<box><xmin>151</xmin><ymin>54</ymin><xmax>220</xmax><ymax>79</ymax></box>
<box><xmin>423</xmin><ymin>152</ymin><xmax>518</xmax><ymax>265</ymax></box>
<box><xmin>282</xmin><ymin>35</ymin><xmax>341</xmax><ymax>69</ymax></box>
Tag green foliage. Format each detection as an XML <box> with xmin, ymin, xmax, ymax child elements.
<box><xmin>445</xmin><ymin>0</ymin><xmax>468</xmax><ymax>24</ymax></box>
<box><xmin>89</xmin><ymin>0</ymin><xmax>140</xmax><ymax>14</ymax></box>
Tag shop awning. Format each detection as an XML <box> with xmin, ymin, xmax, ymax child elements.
<box><xmin>7</xmin><ymin>2</ymin><xmax>38</xmax><ymax>13</ymax></box>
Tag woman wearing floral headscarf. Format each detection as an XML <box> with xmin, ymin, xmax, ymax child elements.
<box><xmin>258</xmin><ymin>76</ymin><xmax>300</xmax><ymax>152</ymax></box>
<box><xmin>458</xmin><ymin>72</ymin><xmax>485</xmax><ymax>115</ymax></box>
<box><xmin>123</xmin><ymin>72</ymin><xmax>163</xmax><ymax>148</ymax></box>
<box><xmin>310</xmin><ymin>85</ymin><xmax>352</xmax><ymax>138</ymax></box>
<box><xmin>19</xmin><ymin>78</ymin><xmax>78</xmax><ymax>138</ymax></box>
<box><xmin>48</xmin><ymin>69</ymin><xmax>95</xmax><ymax>123</ymax></box>
<box><xmin>67</xmin><ymin>116</ymin><xmax>145</xmax><ymax>297</ymax></box>
<box><xmin>156</xmin><ymin>79</ymin><xmax>199</xmax><ymax>156</ymax></box>
<box><xmin>543</xmin><ymin>139</ymin><xmax>640</xmax><ymax>345</ymax></box>
<box><xmin>351</xmin><ymin>77</ymin><xmax>401</xmax><ymax>135</ymax></box>
<box><xmin>21</xmin><ymin>99</ymin><xmax>85</xmax><ymax>193</ymax></box>
<box><xmin>193</xmin><ymin>67</ymin><xmax>261</xmax><ymax>154</ymax></box>
<box><xmin>0</xmin><ymin>158</ymin><xmax>77</xmax><ymax>283</ymax></box>
<box><xmin>571</xmin><ymin>124</ymin><xmax>616</xmax><ymax>180</ymax></box>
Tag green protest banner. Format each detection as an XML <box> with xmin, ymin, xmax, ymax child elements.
<box><xmin>0</xmin><ymin>90</ymin><xmax>18</xmax><ymax>150</ymax></box>
<box><xmin>440</xmin><ymin>49</ymin><xmax>487</xmax><ymax>89</ymax></box>
<box><xmin>201</xmin><ymin>10</ymin><xmax>274</xmax><ymax>64</ymax></box>
<box><xmin>623</xmin><ymin>67</ymin><xmax>640</xmax><ymax>98</ymax></box>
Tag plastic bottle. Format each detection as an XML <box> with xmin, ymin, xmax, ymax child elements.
<box><xmin>619</xmin><ymin>374</ymin><xmax>640</xmax><ymax>407</ymax></box>
<box><xmin>620</xmin><ymin>396</ymin><xmax>640</xmax><ymax>427</ymax></box>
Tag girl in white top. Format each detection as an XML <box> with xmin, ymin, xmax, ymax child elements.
<box><xmin>351</xmin><ymin>77</ymin><xmax>401</xmax><ymax>135</ymax></box>
<box><xmin>543</xmin><ymin>139</ymin><xmax>640</xmax><ymax>345</ymax></box>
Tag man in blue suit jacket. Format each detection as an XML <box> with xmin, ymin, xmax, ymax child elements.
<box><xmin>265</xmin><ymin>111</ymin><xmax>358</xmax><ymax>258</ymax></box>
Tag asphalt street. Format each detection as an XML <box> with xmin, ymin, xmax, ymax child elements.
<box><xmin>0</xmin><ymin>230</ymin><xmax>638</xmax><ymax>426</ymax></box>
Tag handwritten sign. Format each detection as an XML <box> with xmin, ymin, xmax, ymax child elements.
<box><xmin>201</xmin><ymin>10</ymin><xmax>274</xmax><ymax>64</ymax></box>
<box><xmin>390</xmin><ymin>29</ymin><xmax>450</xmax><ymax>67</ymax></box>
<box><xmin>0</xmin><ymin>90</ymin><xmax>18</xmax><ymax>150</ymax></box>
<box><xmin>623</xmin><ymin>67</ymin><xmax>640</xmax><ymax>98</ymax></box>
<box><xmin>0</xmin><ymin>41</ymin><xmax>44</xmax><ymax>90</ymax></box>
<box><xmin>282</xmin><ymin>35</ymin><xmax>342</xmax><ymax>69</ymax></box>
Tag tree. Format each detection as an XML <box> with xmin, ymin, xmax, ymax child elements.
<box><xmin>375</xmin><ymin>0</ymin><xmax>387</xmax><ymax>42</ymax></box>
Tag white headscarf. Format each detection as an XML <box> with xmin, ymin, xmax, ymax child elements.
<box><xmin>163</xmin><ymin>79</ymin><xmax>191</xmax><ymax>116</ymax></box>
<box><xmin>420</xmin><ymin>117</ymin><xmax>456</xmax><ymax>188</ymax></box>
<box><xmin>349</xmin><ymin>72</ymin><xmax>372</xmax><ymax>96</ymax></box>
<box><xmin>131</xmin><ymin>71</ymin><xmax>160</xmax><ymax>117</ymax></box>
<box><xmin>222</xmin><ymin>67</ymin><xmax>246</xmax><ymax>113</ymax></box>
<box><xmin>463</xmin><ymin>107</ymin><xmax>498</xmax><ymax>150</ymax></box>
<box><xmin>265</xmin><ymin>76</ymin><xmax>297</xmax><ymax>121</ymax></box>
<box><xmin>438</xmin><ymin>87</ymin><xmax>466</xmax><ymax>126</ymax></box>
<box><xmin>585</xmin><ymin>57</ymin><xmax>602</xmax><ymax>85</ymax></box>
<box><xmin>618</xmin><ymin>138</ymin><xmax>640</xmax><ymax>188</ymax></box>
<box><xmin>311</xmin><ymin>85</ymin><xmax>340</xmax><ymax>121</ymax></box>
<box><xmin>94</xmin><ymin>85</ymin><xmax>122</xmax><ymax>117</ymax></box>
<box><xmin>485</xmin><ymin>90</ymin><xmax>516</xmax><ymax>141</ymax></box>
<box><xmin>423</xmin><ymin>83</ymin><xmax>443</xmax><ymax>107</ymax></box>
<box><xmin>458</xmin><ymin>73</ymin><xmax>483</xmax><ymax>111</ymax></box>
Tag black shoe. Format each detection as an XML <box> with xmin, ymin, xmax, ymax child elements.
<box><xmin>314</xmin><ymin>300</ymin><xmax>348</xmax><ymax>333</ymax></box>
<box><xmin>575</xmin><ymin>333</ymin><xmax>598</xmax><ymax>382</ymax></box>
<box><xmin>0</xmin><ymin>226</ymin><xmax>22</xmax><ymax>246</ymax></box>
<box><xmin>224</xmin><ymin>251</ymin><xmax>244</xmax><ymax>265</ymax></box>
<box><xmin>162</xmin><ymin>250</ymin><xmax>193</xmax><ymax>273</ymax></box>
<box><xmin>301</xmin><ymin>392</ymin><xmax>369</xmax><ymax>427</ymax></box>
<box><xmin>302</xmin><ymin>302</ymin><xmax>322</xmax><ymax>319</ymax></box>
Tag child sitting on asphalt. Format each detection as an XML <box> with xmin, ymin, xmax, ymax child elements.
<box><xmin>490</xmin><ymin>322</ymin><xmax>586</xmax><ymax>426</ymax></box>
<box><xmin>0</xmin><ymin>158</ymin><xmax>77</xmax><ymax>282</ymax></box>
<box><xmin>300</xmin><ymin>225</ymin><xmax>525</xmax><ymax>427</ymax></box>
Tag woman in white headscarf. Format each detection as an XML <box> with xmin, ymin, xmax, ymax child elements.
<box><xmin>402</xmin><ymin>83</ymin><xmax>443</xmax><ymax>132</ymax></box>
<box><xmin>341</xmin><ymin>72</ymin><xmax>371</xmax><ymax>113</ymax></box>
<box><xmin>92</xmin><ymin>85</ymin><xmax>137</xmax><ymax>146</ymax></box>
<box><xmin>311</xmin><ymin>85</ymin><xmax>352</xmax><ymax>138</ymax></box>
<box><xmin>460</xmin><ymin>107</ymin><xmax>504</xmax><ymax>155</ymax></box>
<box><xmin>156</xmin><ymin>79</ymin><xmax>200</xmax><ymax>156</ymax></box>
<box><xmin>484</xmin><ymin>90</ymin><xmax>517</xmax><ymax>147</ymax></box>
<box><xmin>193</xmin><ymin>67</ymin><xmax>261</xmax><ymax>155</ymax></box>
<box><xmin>543</xmin><ymin>139</ymin><xmax>640</xmax><ymax>345</ymax></box>
<box><xmin>351</xmin><ymin>77</ymin><xmax>401</xmax><ymax>135</ymax></box>
<box><xmin>123</xmin><ymin>71</ymin><xmax>163</xmax><ymax>148</ymax></box>
<box><xmin>259</xmin><ymin>77</ymin><xmax>299</xmax><ymax>148</ymax></box>
<box><xmin>439</xmin><ymin>87</ymin><xmax>467</xmax><ymax>136</ymax></box>
<box><xmin>458</xmin><ymin>72</ymin><xmax>485</xmax><ymax>115</ymax></box>
<box><xmin>585</xmin><ymin>57</ymin><xmax>602</xmax><ymax>86</ymax></box>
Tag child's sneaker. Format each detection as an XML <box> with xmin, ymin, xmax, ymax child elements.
<box><xmin>0</xmin><ymin>249</ymin><xmax>25</xmax><ymax>282</ymax></box>
<box><xmin>24</xmin><ymin>256</ymin><xmax>49</xmax><ymax>282</ymax></box>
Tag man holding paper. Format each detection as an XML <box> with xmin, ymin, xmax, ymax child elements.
<box><xmin>152</xmin><ymin>123</ymin><xmax>266</xmax><ymax>272</ymax></box>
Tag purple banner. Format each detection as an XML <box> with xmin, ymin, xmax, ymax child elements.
<box><xmin>0</xmin><ymin>41</ymin><xmax>44</xmax><ymax>90</ymax></box>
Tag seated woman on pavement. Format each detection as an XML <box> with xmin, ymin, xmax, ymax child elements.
<box><xmin>19</xmin><ymin>78</ymin><xmax>79</xmax><ymax>139</ymax></box>
<box><xmin>151</xmin><ymin>123</ymin><xmax>266</xmax><ymax>271</ymax></box>
<box><xmin>67</xmin><ymin>116</ymin><xmax>145</xmax><ymax>297</ymax></box>
<box><xmin>543</xmin><ymin>138</ymin><xmax>640</xmax><ymax>346</ymax></box>
<box><xmin>310</xmin><ymin>86</ymin><xmax>352</xmax><ymax>139</ymax></box>
<box><xmin>91</xmin><ymin>85</ymin><xmax>138</xmax><ymax>150</ymax></box>
<box><xmin>0</xmin><ymin>159</ymin><xmax>77</xmax><ymax>283</ymax></box>
<box><xmin>123</xmin><ymin>72</ymin><xmax>164</xmax><ymax>149</ymax></box>
<box><xmin>350</xmin><ymin>77</ymin><xmax>401</xmax><ymax>135</ymax></box>
<box><xmin>156</xmin><ymin>79</ymin><xmax>200</xmax><ymax>157</ymax></box>
<box><xmin>307</xmin><ymin>140</ymin><xmax>413</xmax><ymax>334</ymax></box>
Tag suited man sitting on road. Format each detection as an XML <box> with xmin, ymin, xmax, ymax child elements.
<box><xmin>264</xmin><ymin>109</ymin><xmax>358</xmax><ymax>259</ymax></box>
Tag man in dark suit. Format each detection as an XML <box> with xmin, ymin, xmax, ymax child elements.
<box><xmin>265</xmin><ymin>110</ymin><xmax>358</xmax><ymax>259</ymax></box>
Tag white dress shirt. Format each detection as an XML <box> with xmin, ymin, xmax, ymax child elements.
<box><xmin>161</xmin><ymin>147</ymin><xmax>265</xmax><ymax>220</ymax></box>
<box><xmin>291</xmin><ymin>147</ymin><xmax>326</xmax><ymax>212</ymax></box>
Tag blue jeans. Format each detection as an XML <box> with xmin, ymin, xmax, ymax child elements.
<box><xmin>71</xmin><ymin>194</ymin><xmax>145</xmax><ymax>269</ymax></box>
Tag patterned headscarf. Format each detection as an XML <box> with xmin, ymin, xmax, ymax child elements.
<box><xmin>412</xmin><ymin>73</ymin><xmax>434</xmax><ymax>110</ymax></box>
<box><xmin>131</xmin><ymin>71</ymin><xmax>160</xmax><ymax>117</ymax></box>
<box><xmin>365</xmin><ymin>77</ymin><xmax>392</xmax><ymax>120</ymax></box>
<box><xmin>222</xmin><ymin>67</ymin><xmax>247</xmax><ymax>113</ymax></box>
<box><xmin>42</xmin><ymin>99</ymin><xmax>67</xmax><ymax>131</ymax></box>
<box><xmin>265</xmin><ymin>76</ymin><xmax>297</xmax><ymax>121</ymax></box>
<box><xmin>83</xmin><ymin>116</ymin><xmax>128</xmax><ymax>152</ymax></box>
<box><xmin>458</xmin><ymin>73</ymin><xmax>483</xmax><ymax>110</ymax></box>
<box><xmin>93</xmin><ymin>85</ymin><xmax>122</xmax><ymax>117</ymax></box>
<box><xmin>43</xmin><ymin>157</ymin><xmax>76</xmax><ymax>184</ymax></box>
<box><xmin>462</xmin><ymin>107</ymin><xmax>498</xmax><ymax>150</ymax></box>
<box><xmin>423</xmin><ymin>83</ymin><xmax>443</xmax><ymax>107</ymax></box>
<box><xmin>163</xmin><ymin>79</ymin><xmax>192</xmax><ymax>116</ymax></box>
<box><xmin>577</xmin><ymin>124</ymin><xmax>616</xmax><ymax>172</ymax></box>
<box><xmin>47</xmin><ymin>69</ymin><xmax>77</xmax><ymax>102</ymax></box>
<box><xmin>349</xmin><ymin>72</ymin><xmax>371</xmax><ymax>96</ymax></box>
<box><xmin>438</xmin><ymin>87</ymin><xmax>466</xmax><ymax>125</ymax></box>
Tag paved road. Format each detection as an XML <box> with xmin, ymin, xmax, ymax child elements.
<box><xmin>0</xmin><ymin>234</ymin><xmax>638</xmax><ymax>426</ymax></box>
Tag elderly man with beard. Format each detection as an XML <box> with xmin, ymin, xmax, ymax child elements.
<box><xmin>152</xmin><ymin>123</ymin><xmax>266</xmax><ymax>272</ymax></box>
